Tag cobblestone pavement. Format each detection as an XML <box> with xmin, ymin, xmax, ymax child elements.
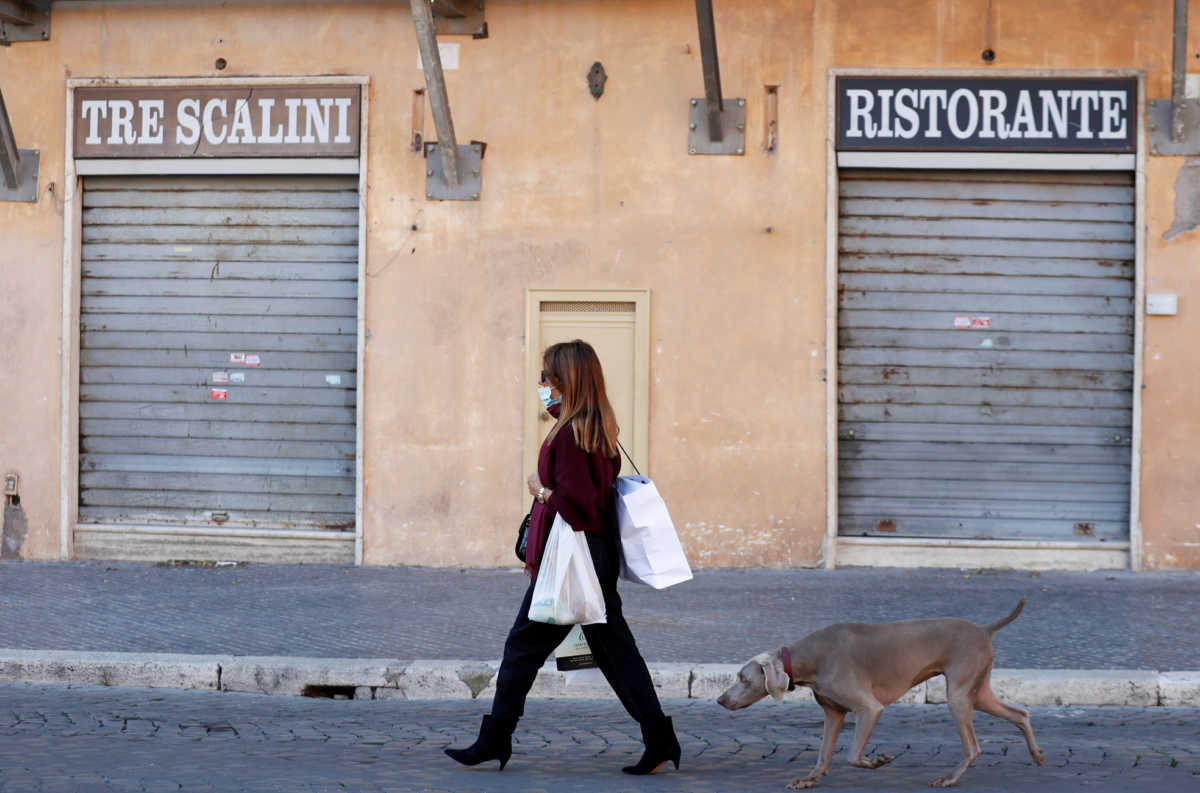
<box><xmin>2</xmin><ymin>562</ymin><xmax>1198</xmax><ymax>669</ymax></box>
<box><xmin>1</xmin><ymin>684</ymin><xmax>1197</xmax><ymax>793</ymax></box>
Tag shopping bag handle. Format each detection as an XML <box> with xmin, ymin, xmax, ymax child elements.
<box><xmin>616</xmin><ymin>438</ymin><xmax>641</xmax><ymax>477</ymax></box>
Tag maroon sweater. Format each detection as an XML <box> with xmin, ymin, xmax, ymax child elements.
<box><xmin>524</xmin><ymin>421</ymin><xmax>621</xmax><ymax>580</ymax></box>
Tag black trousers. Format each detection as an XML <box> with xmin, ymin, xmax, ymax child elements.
<box><xmin>491</xmin><ymin>528</ymin><xmax>665</xmax><ymax>726</ymax></box>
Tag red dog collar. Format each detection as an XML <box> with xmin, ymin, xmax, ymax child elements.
<box><xmin>780</xmin><ymin>646</ymin><xmax>797</xmax><ymax>691</ymax></box>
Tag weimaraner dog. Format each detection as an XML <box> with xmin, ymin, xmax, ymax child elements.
<box><xmin>717</xmin><ymin>599</ymin><xmax>1044</xmax><ymax>788</ymax></box>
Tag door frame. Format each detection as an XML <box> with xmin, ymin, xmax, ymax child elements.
<box><xmin>823</xmin><ymin>67</ymin><xmax>1145</xmax><ymax>572</ymax></box>
<box><xmin>60</xmin><ymin>75</ymin><xmax>369</xmax><ymax>564</ymax></box>
<box><xmin>523</xmin><ymin>289</ymin><xmax>651</xmax><ymax>495</ymax></box>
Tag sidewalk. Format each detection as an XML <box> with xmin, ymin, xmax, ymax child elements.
<box><xmin>2</xmin><ymin>561</ymin><xmax>1198</xmax><ymax>705</ymax></box>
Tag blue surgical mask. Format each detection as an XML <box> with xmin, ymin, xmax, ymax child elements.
<box><xmin>537</xmin><ymin>386</ymin><xmax>561</xmax><ymax>410</ymax></box>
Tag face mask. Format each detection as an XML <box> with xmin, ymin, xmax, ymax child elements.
<box><xmin>537</xmin><ymin>385</ymin><xmax>562</xmax><ymax>410</ymax></box>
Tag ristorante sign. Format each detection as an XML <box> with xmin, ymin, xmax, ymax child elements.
<box><xmin>836</xmin><ymin>77</ymin><xmax>1136</xmax><ymax>153</ymax></box>
<box><xmin>73</xmin><ymin>84</ymin><xmax>361</xmax><ymax>158</ymax></box>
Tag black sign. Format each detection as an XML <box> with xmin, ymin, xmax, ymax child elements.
<box><xmin>836</xmin><ymin>77</ymin><xmax>1136</xmax><ymax>153</ymax></box>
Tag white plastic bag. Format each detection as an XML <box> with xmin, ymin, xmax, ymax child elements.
<box><xmin>615</xmin><ymin>475</ymin><xmax>693</xmax><ymax>589</ymax></box>
<box><xmin>528</xmin><ymin>514</ymin><xmax>607</xmax><ymax>625</ymax></box>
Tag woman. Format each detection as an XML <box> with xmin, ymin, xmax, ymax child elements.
<box><xmin>445</xmin><ymin>339</ymin><xmax>681</xmax><ymax>775</ymax></box>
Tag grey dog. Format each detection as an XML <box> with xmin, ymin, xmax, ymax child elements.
<box><xmin>717</xmin><ymin>599</ymin><xmax>1044</xmax><ymax>788</ymax></box>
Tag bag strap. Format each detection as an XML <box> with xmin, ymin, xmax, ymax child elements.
<box><xmin>616</xmin><ymin>438</ymin><xmax>641</xmax><ymax>477</ymax></box>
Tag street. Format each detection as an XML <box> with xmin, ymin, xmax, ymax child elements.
<box><xmin>1</xmin><ymin>684</ymin><xmax>1197</xmax><ymax>792</ymax></box>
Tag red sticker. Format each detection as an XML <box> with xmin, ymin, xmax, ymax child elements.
<box><xmin>972</xmin><ymin>317</ymin><xmax>991</xmax><ymax>328</ymax></box>
<box><xmin>210</xmin><ymin>388</ymin><xmax>228</xmax><ymax>400</ymax></box>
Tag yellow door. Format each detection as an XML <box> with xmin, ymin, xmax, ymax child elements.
<box><xmin>524</xmin><ymin>291</ymin><xmax>650</xmax><ymax>492</ymax></box>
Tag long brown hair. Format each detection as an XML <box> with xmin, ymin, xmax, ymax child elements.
<box><xmin>542</xmin><ymin>340</ymin><xmax>619</xmax><ymax>457</ymax></box>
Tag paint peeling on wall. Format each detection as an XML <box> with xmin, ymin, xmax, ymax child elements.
<box><xmin>1163</xmin><ymin>157</ymin><xmax>1200</xmax><ymax>241</ymax></box>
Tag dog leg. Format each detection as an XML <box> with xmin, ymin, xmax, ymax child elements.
<box><xmin>848</xmin><ymin>701</ymin><xmax>895</xmax><ymax>770</ymax></box>
<box><xmin>930</xmin><ymin>693</ymin><xmax>980</xmax><ymax>787</ymax></box>
<box><xmin>973</xmin><ymin>683</ymin><xmax>1045</xmax><ymax>767</ymax></box>
<box><xmin>787</xmin><ymin>704</ymin><xmax>845</xmax><ymax>789</ymax></box>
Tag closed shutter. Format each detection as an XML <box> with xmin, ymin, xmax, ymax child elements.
<box><xmin>79</xmin><ymin>175</ymin><xmax>358</xmax><ymax>531</ymax></box>
<box><xmin>837</xmin><ymin>170</ymin><xmax>1134</xmax><ymax>542</ymax></box>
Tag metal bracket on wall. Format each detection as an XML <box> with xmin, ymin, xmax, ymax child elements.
<box><xmin>430</xmin><ymin>0</ymin><xmax>487</xmax><ymax>39</ymax></box>
<box><xmin>1148</xmin><ymin>98</ymin><xmax>1200</xmax><ymax>156</ymax></box>
<box><xmin>0</xmin><ymin>1</ymin><xmax>50</xmax><ymax>45</ymax></box>
<box><xmin>688</xmin><ymin>97</ymin><xmax>745</xmax><ymax>155</ymax></box>
<box><xmin>424</xmin><ymin>140</ymin><xmax>483</xmax><ymax>201</ymax></box>
<box><xmin>1</xmin><ymin>88</ymin><xmax>38</xmax><ymax>202</ymax></box>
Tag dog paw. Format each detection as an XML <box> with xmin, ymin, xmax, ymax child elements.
<box><xmin>854</xmin><ymin>753</ymin><xmax>895</xmax><ymax>769</ymax></box>
<box><xmin>929</xmin><ymin>777</ymin><xmax>958</xmax><ymax>788</ymax></box>
<box><xmin>786</xmin><ymin>777</ymin><xmax>819</xmax><ymax>789</ymax></box>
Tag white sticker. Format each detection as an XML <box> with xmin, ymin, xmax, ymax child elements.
<box><xmin>173</xmin><ymin>246</ymin><xmax>193</xmax><ymax>253</ymax></box>
<box><xmin>230</xmin><ymin>353</ymin><xmax>246</xmax><ymax>364</ymax></box>
<box><xmin>230</xmin><ymin>371</ymin><xmax>245</xmax><ymax>383</ymax></box>
<box><xmin>325</xmin><ymin>374</ymin><xmax>342</xmax><ymax>386</ymax></box>
<box><xmin>212</xmin><ymin>372</ymin><xmax>230</xmax><ymax>383</ymax></box>
<box><xmin>418</xmin><ymin>42</ymin><xmax>459</xmax><ymax>70</ymax></box>
<box><xmin>954</xmin><ymin>316</ymin><xmax>971</xmax><ymax>329</ymax></box>
<box><xmin>210</xmin><ymin>388</ymin><xmax>228</xmax><ymax>400</ymax></box>
<box><xmin>245</xmin><ymin>354</ymin><xmax>261</xmax><ymax>367</ymax></box>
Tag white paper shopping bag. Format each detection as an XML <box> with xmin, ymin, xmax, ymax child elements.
<box><xmin>614</xmin><ymin>475</ymin><xmax>693</xmax><ymax>589</ymax></box>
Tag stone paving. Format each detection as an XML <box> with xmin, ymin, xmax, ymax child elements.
<box><xmin>0</xmin><ymin>684</ymin><xmax>1197</xmax><ymax>792</ymax></box>
<box><xmin>2</xmin><ymin>562</ymin><xmax>1199</xmax><ymax>669</ymax></box>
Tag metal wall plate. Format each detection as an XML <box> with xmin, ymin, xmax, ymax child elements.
<box><xmin>1148</xmin><ymin>98</ymin><xmax>1200</xmax><ymax>156</ymax></box>
<box><xmin>431</xmin><ymin>0</ymin><xmax>487</xmax><ymax>38</ymax></box>
<box><xmin>0</xmin><ymin>2</ymin><xmax>50</xmax><ymax>45</ymax></box>
<box><xmin>0</xmin><ymin>149</ymin><xmax>38</xmax><ymax>202</ymax></box>
<box><xmin>424</xmin><ymin>141</ymin><xmax>483</xmax><ymax>201</ymax></box>
<box><xmin>688</xmin><ymin>98</ymin><xmax>746</xmax><ymax>155</ymax></box>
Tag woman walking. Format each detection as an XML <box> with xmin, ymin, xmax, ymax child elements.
<box><xmin>445</xmin><ymin>339</ymin><xmax>681</xmax><ymax>775</ymax></box>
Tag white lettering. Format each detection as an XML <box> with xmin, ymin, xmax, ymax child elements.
<box><xmin>81</xmin><ymin>100</ymin><xmax>108</xmax><ymax>145</ymax></box>
<box><xmin>107</xmin><ymin>100</ymin><xmax>136</xmax><ymax>145</ymax></box>
<box><xmin>845</xmin><ymin>89</ymin><xmax>876</xmax><ymax>138</ymax></box>
<box><xmin>947</xmin><ymin>89</ymin><xmax>979</xmax><ymax>139</ymax></box>
<box><xmin>176</xmin><ymin>98</ymin><xmax>201</xmax><ymax>145</ymax></box>
<box><xmin>1010</xmin><ymin>90</ymin><xmax>1043</xmax><ymax>138</ymax></box>
<box><xmin>1038</xmin><ymin>90</ymin><xmax>1070</xmax><ymax>139</ymax></box>
<box><xmin>919</xmin><ymin>90</ymin><xmax>949</xmax><ymax>138</ymax></box>
<box><xmin>227</xmin><ymin>98</ymin><xmax>257</xmax><ymax>144</ymax></box>
<box><xmin>893</xmin><ymin>88</ymin><xmax>920</xmax><ymax>139</ymax></box>
<box><xmin>876</xmin><ymin>89</ymin><xmax>894</xmax><ymax>137</ymax></box>
<box><xmin>284</xmin><ymin>98</ymin><xmax>302</xmax><ymax>144</ymax></box>
<box><xmin>202</xmin><ymin>98</ymin><xmax>229</xmax><ymax>145</ymax></box>
<box><xmin>138</xmin><ymin>99</ymin><xmax>164</xmax><ymax>145</ymax></box>
<box><xmin>1098</xmin><ymin>90</ymin><xmax>1127</xmax><ymax>139</ymax></box>
<box><xmin>301</xmin><ymin>97</ymin><xmax>335</xmax><ymax>144</ymax></box>
<box><xmin>1070</xmin><ymin>91</ymin><xmax>1100</xmax><ymax>139</ymax></box>
<box><xmin>257</xmin><ymin>98</ymin><xmax>284</xmax><ymax>144</ymax></box>
<box><xmin>978</xmin><ymin>90</ymin><xmax>1008</xmax><ymax>139</ymax></box>
<box><xmin>333</xmin><ymin>97</ymin><xmax>353</xmax><ymax>144</ymax></box>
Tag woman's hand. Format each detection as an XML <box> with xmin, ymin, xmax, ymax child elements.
<box><xmin>527</xmin><ymin>471</ymin><xmax>543</xmax><ymax>497</ymax></box>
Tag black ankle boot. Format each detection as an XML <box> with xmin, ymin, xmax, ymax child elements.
<box><xmin>444</xmin><ymin>714</ymin><xmax>518</xmax><ymax>770</ymax></box>
<box><xmin>621</xmin><ymin>716</ymin><xmax>681</xmax><ymax>775</ymax></box>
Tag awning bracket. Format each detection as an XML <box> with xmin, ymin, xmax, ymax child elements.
<box><xmin>689</xmin><ymin>0</ymin><xmax>744</xmax><ymax>156</ymax></box>
<box><xmin>0</xmin><ymin>88</ymin><xmax>39</xmax><ymax>202</ymax></box>
<box><xmin>1149</xmin><ymin>0</ymin><xmax>1198</xmax><ymax>155</ymax></box>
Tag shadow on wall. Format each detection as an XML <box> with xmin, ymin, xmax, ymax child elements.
<box><xmin>1164</xmin><ymin>157</ymin><xmax>1200</xmax><ymax>241</ymax></box>
<box><xmin>2</xmin><ymin>499</ymin><xmax>27</xmax><ymax>559</ymax></box>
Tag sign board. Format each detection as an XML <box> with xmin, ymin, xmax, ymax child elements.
<box><xmin>74</xmin><ymin>84</ymin><xmax>361</xmax><ymax>158</ymax></box>
<box><xmin>836</xmin><ymin>77</ymin><xmax>1136</xmax><ymax>153</ymax></box>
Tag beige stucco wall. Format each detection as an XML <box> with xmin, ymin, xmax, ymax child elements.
<box><xmin>0</xmin><ymin>0</ymin><xmax>1196</xmax><ymax>568</ymax></box>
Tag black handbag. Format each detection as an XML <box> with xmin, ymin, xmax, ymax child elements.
<box><xmin>515</xmin><ymin>498</ymin><xmax>537</xmax><ymax>562</ymax></box>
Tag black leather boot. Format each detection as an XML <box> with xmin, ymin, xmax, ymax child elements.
<box><xmin>621</xmin><ymin>715</ymin><xmax>681</xmax><ymax>775</ymax></box>
<box><xmin>444</xmin><ymin>714</ymin><xmax>518</xmax><ymax>770</ymax></box>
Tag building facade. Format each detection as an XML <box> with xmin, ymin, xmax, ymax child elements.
<box><xmin>0</xmin><ymin>0</ymin><xmax>1197</xmax><ymax>571</ymax></box>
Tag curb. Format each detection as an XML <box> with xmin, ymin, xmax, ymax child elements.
<box><xmin>2</xmin><ymin>650</ymin><xmax>1198</xmax><ymax>706</ymax></box>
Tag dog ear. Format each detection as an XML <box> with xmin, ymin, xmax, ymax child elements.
<box><xmin>754</xmin><ymin>652</ymin><xmax>789</xmax><ymax>702</ymax></box>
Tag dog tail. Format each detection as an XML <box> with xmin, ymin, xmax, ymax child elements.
<box><xmin>984</xmin><ymin>598</ymin><xmax>1026</xmax><ymax>633</ymax></box>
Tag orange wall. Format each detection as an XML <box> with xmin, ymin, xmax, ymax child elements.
<box><xmin>0</xmin><ymin>1</ymin><xmax>1196</xmax><ymax>568</ymax></box>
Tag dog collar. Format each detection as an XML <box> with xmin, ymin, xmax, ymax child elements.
<box><xmin>780</xmin><ymin>646</ymin><xmax>797</xmax><ymax>691</ymax></box>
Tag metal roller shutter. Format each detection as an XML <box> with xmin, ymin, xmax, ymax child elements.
<box><xmin>79</xmin><ymin>175</ymin><xmax>358</xmax><ymax>533</ymax></box>
<box><xmin>837</xmin><ymin>170</ymin><xmax>1134</xmax><ymax>542</ymax></box>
